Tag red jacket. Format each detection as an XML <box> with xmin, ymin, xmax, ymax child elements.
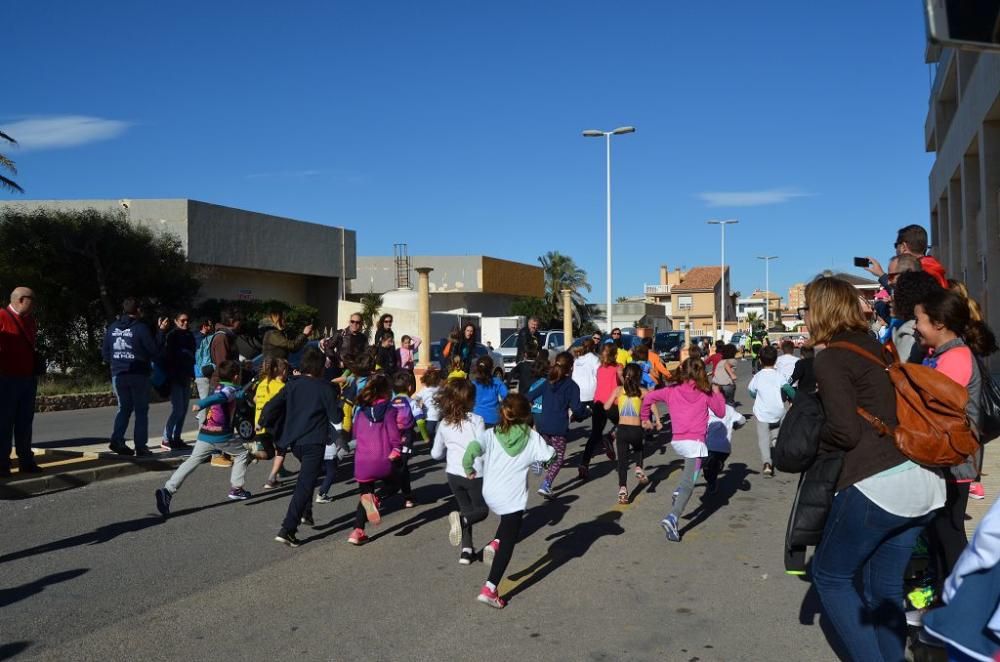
<box><xmin>0</xmin><ymin>305</ymin><xmax>38</xmax><ymax>377</ymax></box>
<box><xmin>920</xmin><ymin>255</ymin><xmax>948</xmax><ymax>288</ymax></box>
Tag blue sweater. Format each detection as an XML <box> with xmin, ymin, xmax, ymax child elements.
<box><xmin>473</xmin><ymin>377</ymin><xmax>508</xmax><ymax>426</ymax></box>
<box><xmin>102</xmin><ymin>316</ymin><xmax>161</xmax><ymax>377</ymax></box>
<box><xmin>526</xmin><ymin>378</ymin><xmax>588</xmax><ymax>436</ymax></box>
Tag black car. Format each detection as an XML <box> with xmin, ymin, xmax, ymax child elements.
<box><xmin>654</xmin><ymin>331</ymin><xmax>685</xmax><ymax>361</ymax></box>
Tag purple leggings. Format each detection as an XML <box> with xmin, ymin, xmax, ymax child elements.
<box><xmin>542</xmin><ymin>434</ymin><xmax>567</xmax><ymax>485</ymax></box>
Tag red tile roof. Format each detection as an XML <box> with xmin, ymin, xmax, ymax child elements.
<box><xmin>672</xmin><ymin>266</ymin><xmax>723</xmax><ymax>292</ymax></box>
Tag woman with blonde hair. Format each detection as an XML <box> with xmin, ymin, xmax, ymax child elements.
<box><xmin>260</xmin><ymin>309</ymin><xmax>313</xmax><ymax>361</ymax></box>
<box><xmin>806</xmin><ymin>275</ymin><xmax>945</xmax><ymax>661</ymax></box>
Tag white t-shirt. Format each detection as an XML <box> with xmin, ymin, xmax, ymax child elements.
<box><xmin>748</xmin><ymin>368</ymin><xmax>786</xmax><ymax>423</ymax></box>
<box><xmin>431</xmin><ymin>413</ymin><xmax>485</xmax><ymax>477</ymax></box>
<box><xmin>705</xmin><ymin>405</ymin><xmax>747</xmax><ymax>454</ymax></box>
<box><xmin>572</xmin><ymin>353</ymin><xmax>600</xmax><ymax>402</ymax></box>
<box><xmin>775</xmin><ymin>354</ymin><xmax>799</xmax><ymax>383</ymax></box>
<box><xmin>477</xmin><ymin>427</ymin><xmax>555</xmax><ymax>515</ymax></box>
<box><xmin>417</xmin><ymin>386</ymin><xmax>441</xmax><ymax>422</ymax></box>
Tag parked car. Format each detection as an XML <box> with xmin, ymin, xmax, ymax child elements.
<box><xmin>654</xmin><ymin>331</ymin><xmax>685</xmax><ymax>361</ymax></box>
<box><xmin>729</xmin><ymin>332</ymin><xmax>746</xmax><ymax>348</ymax></box>
<box><xmin>429</xmin><ymin>341</ymin><xmax>505</xmax><ymax>377</ymax></box>
<box><xmin>498</xmin><ymin>330</ymin><xmax>568</xmax><ymax>371</ymax></box>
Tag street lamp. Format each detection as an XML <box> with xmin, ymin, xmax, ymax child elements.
<box><xmin>757</xmin><ymin>256</ymin><xmax>779</xmax><ymax>330</ymax></box>
<box><xmin>707</xmin><ymin>219</ymin><xmax>738</xmax><ymax>341</ymax></box>
<box><xmin>583</xmin><ymin>125</ymin><xmax>636</xmax><ymax>333</ymax></box>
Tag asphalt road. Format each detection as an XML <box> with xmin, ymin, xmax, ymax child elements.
<box><xmin>32</xmin><ymin>401</ymin><xmax>183</xmax><ymax>449</ymax></box>
<box><xmin>3</xmin><ymin>361</ymin><xmax>837</xmax><ymax>661</ymax></box>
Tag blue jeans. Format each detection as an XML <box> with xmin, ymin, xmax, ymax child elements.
<box><xmin>163</xmin><ymin>378</ymin><xmax>191</xmax><ymax>443</ymax></box>
<box><xmin>111</xmin><ymin>374</ymin><xmax>151</xmax><ymax>450</ymax></box>
<box><xmin>0</xmin><ymin>375</ymin><xmax>37</xmax><ymax>468</ymax></box>
<box><xmin>811</xmin><ymin>486</ymin><xmax>935</xmax><ymax>662</ymax></box>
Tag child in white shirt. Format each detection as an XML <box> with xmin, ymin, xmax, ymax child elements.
<box><xmin>748</xmin><ymin>345</ymin><xmax>785</xmax><ymax>477</ymax></box>
<box><xmin>703</xmin><ymin>404</ymin><xmax>747</xmax><ymax>494</ymax></box>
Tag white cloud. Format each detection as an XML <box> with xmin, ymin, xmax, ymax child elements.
<box><xmin>245</xmin><ymin>170</ymin><xmax>326</xmax><ymax>179</ymax></box>
<box><xmin>697</xmin><ymin>188</ymin><xmax>811</xmax><ymax>208</ymax></box>
<box><xmin>1</xmin><ymin>116</ymin><xmax>130</xmax><ymax>151</ymax></box>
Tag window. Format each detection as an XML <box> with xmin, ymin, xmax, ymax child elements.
<box><xmin>678</xmin><ymin>295</ymin><xmax>693</xmax><ymax>310</ymax></box>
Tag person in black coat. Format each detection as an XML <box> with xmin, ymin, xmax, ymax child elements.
<box><xmin>159</xmin><ymin>311</ymin><xmax>196</xmax><ymax>450</ymax></box>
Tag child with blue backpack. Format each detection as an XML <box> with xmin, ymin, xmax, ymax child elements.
<box><xmin>155</xmin><ymin>360</ymin><xmax>251</xmax><ymax>516</ymax></box>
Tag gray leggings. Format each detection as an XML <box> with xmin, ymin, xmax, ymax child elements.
<box><xmin>165</xmin><ymin>440</ymin><xmax>249</xmax><ymax>493</ymax></box>
<box><xmin>670</xmin><ymin>457</ymin><xmax>703</xmax><ymax>520</ymax></box>
<box><xmin>755</xmin><ymin>419</ymin><xmax>780</xmax><ymax>465</ymax></box>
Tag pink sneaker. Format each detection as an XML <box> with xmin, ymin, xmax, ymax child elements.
<box><xmin>483</xmin><ymin>539</ymin><xmax>500</xmax><ymax>566</ymax></box>
<box><xmin>360</xmin><ymin>493</ymin><xmax>381</xmax><ymax>524</ymax></box>
<box><xmin>477</xmin><ymin>585</ymin><xmax>507</xmax><ymax>609</ymax></box>
<box><xmin>347</xmin><ymin>528</ymin><xmax>369</xmax><ymax>545</ymax></box>
<box><xmin>970</xmin><ymin>482</ymin><xmax>985</xmax><ymax>500</ymax></box>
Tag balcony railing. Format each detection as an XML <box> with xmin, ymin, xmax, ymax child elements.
<box><xmin>644</xmin><ymin>284</ymin><xmax>671</xmax><ymax>294</ymax></box>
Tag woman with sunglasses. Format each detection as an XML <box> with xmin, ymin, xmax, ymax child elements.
<box><xmin>159</xmin><ymin>312</ymin><xmax>196</xmax><ymax>451</ymax></box>
<box><xmin>372</xmin><ymin>314</ymin><xmax>395</xmax><ymax>349</ymax></box>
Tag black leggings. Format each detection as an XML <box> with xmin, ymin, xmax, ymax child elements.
<box><xmin>616</xmin><ymin>424</ymin><xmax>644</xmax><ymax>486</ymax></box>
<box><xmin>354</xmin><ymin>477</ymin><xmax>400</xmax><ymax>530</ymax></box>
<box><xmin>488</xmin><ymin>511</ymin><xmax>524</xmax><ymax>587</ymax></box>
<box><xmin>927</xmin><ymin>481</ymin><xmax>971</xmax><ymax>595</ymax></box>
<box><xmin>581</xmin><ymin>404</ymin><xmax>618</xmax><ymax>466</ymax></box>
<box><xmin>446</xmin><ymin>473</ymin><xmax>489</xmax><ymax>549</ymax></box>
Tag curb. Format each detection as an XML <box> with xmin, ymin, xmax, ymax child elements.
<box><xmin>0</xmin><ymin>454</ymin><xmax>187</xmax><ymax>499</ymax></box>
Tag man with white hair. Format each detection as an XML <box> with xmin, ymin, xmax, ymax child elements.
<box><xmin>0</xmin><ymin>286</ymin><xmax>42</xmax><ymax>476</ymax></box>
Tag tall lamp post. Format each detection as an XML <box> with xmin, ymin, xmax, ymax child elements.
<box><xmin>583</xmin><ymin>125</ymin><xmax>635</xmax><ymax>333</ymax></box>
<box><xmin>707</xmin><ymin>219</ymin><xmax>738</xmax><ymax>340</ymax></box>
<box><xmin>757</xmin><ymin>255</ymin><xmax>779</xmax><ymax>330</ymax></box>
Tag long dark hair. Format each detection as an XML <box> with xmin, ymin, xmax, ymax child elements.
<box><xmin>621</xmin><ymin>363</ymin><xmax>643</xmax><ymax>397</ymax></box>
<box><xmin>668</xmin><ymin>357</ymin><xmax>712</xmax><ymax>394</ymax></box>
<box><xmin>548</xmin><ymin>351</ymin><xmax>574</xmax><ymax>383</ymax></box>
<box><xmin>531</xmin><ymin>349</ymin><xmax>550</xmax><ymax>379</ymax></box>
<box><xmin>497</xmin><ymin>393</ymin><xmax>533</xmax><ymax>433</ymax></box>
<box><xmin>435</xmin><ymin>378</ymin><xmax>476</xmax><ymax>425</ymax></box>
<box><xmin>357</xmin><ymin>374</ymin><xmax>391</xmax><ymax>406</ymax></box>
<box><xmin>920</xmin><ymin>287</ymin><xmax>998</xmax><ymax>356</ymax></box>
<box><xmin>472</xmin><ymin>355</ymin><xmax>494</xmax><ymax>385</ymax></box>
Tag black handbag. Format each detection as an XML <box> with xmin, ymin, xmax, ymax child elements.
<box><xmin>3</xmin><ymin>308</ymin><xmax>46</xmax><ymax>376</ymax></box>
<box><xmin>976</xmin><ymin>355</ymin><xmax>1000</xmax><ymax>441</ymax></box>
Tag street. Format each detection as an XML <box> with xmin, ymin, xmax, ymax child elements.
<box><xmin>2</xmin><ymin>364</ymin><xmax>836</xmax><ymax>661</ymax></box>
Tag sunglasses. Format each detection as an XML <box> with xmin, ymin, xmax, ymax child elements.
<box><xmin>350</xmin><ymin>320</ymin><xmax>362</xmax><ymax>325</ymax></box>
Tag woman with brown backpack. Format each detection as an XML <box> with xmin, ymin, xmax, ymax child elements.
<box><xmin>804</xmin><ymin>276</ymin><xmax>946</xmax><ymax>661</ymax></box>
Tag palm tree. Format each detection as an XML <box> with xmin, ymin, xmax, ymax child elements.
<box><xmin>538</xmin><ymin>251</ymin><xmax>591</xmax><ymax>328</ymax></box>
<box><xmin>359</xmin><ymin>289</ymin><xmax>383</xmax><ymax>341</ymax></box>
<box><xmin>746</xmin><ymin>311</ymin><xmax>761</xmax><ymax>332</ymax></box>
<box><xmin>0</xmin><ymin>131</ymin><xmax>23</xmax><ymax>194</ymax></box>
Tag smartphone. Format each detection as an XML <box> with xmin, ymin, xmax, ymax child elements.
<box><xmin>853</xmin><ymin>257</ymin><xmax>871</xmax><ymax>268</ymax></box>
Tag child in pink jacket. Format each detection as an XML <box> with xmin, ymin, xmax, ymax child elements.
<box><xmin>640</xmin><ymin>356</ymin><xmax>725</xmax><ymax>543</ymax></box>
<box><xmin>349</xmin><ymin>374</ymin><xmax>401</xmax><ymax>546</ymax></box>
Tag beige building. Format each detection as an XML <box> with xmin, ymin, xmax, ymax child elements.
<box><xmin>788</xmin><ymin>283</ymin><xmax>806</xmax><ymax>311</ymax></box>
<box><xmin>667</xmin><ymin>266</ymin><xmax>735</xmax><ymax>335</ymax></box>
<box><xmin>924</xmin><ymin>47</ymin><xmax>1000</xmax><ymax>349</ymax></box>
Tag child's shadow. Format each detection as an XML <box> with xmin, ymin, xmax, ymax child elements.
<box><xmin>504</xmin><ymin>510</ymin><xmax>624</xmax><ymax>601</ymax></box>
<box><xmin>679</xmin><ymin>462</ymin><xmax>752</xmax><ymax>536</ymax></box>
<box><xmin>519</xmin><ymin>494</ymin><xmax>579</xmax><ymax>541</ymax></box>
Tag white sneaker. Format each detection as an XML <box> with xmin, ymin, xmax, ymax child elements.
<box><xmin>448</xmin><ymin>511</ymin><xmax>462</xmax><ymax>547</ymax></box>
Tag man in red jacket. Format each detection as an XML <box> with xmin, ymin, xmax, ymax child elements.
<box><xmin>0</xmin><ymin>286</ymin><xmax>42</xmax><ymax>476</ymax></box>
<box><xmin>895</xmin><ymin>224</ymin><xmax>948</xmax><ymax>288</ymax></box>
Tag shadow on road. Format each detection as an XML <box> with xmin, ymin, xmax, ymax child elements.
<box><xmin>32</xmin><ymin>437</ymin><xmax>108</xmax><ymax>450</ymax></box>
<box><xmin>679</xmin><ymin>462</ymin><xmax>753</xmax><ymax>536</ymax></box>
<box><xmin>0</xmin><ymin>568</ymin><xmax>89</xmax><ymax>608</ymax></box>
<box><xmin>798</xmin><ymin>581</ymin><xmax>851</xmax><ymax>660</ymax></box>
<box><xmin>0</xmin><ymin>641</ymin><xmax>32</xmax><ymax>660</ymax></box>
<box><xmin>519</xmin><ymin>493</ymin><xmax>579</xmax><ymax>541</ymax></box>
<box><xmin>504</xmin><ymin>510</ymin><xmax>624</xmax><ymax>601</ymax></box>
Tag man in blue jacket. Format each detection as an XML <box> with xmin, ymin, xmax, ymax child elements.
<box><xmin>102</xmin><ymin>298</ymin><xmax>167</xmax><ymax>456</ymax></box>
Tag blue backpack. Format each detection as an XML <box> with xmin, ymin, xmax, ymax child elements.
<box><xmin>194</xmin><ymin>331</ymin><xmax>223</xmax><ymax>378</ymax></box>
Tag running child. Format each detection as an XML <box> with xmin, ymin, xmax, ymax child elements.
<box><xmin>431</xmin><ymin>379</ymin><xmax>488</xmax><ymax>564</ymax></box>
<box><xmin>390</xmin><ymin>371</ymin><xmax>419</xmax><ymax>508</ymax></box>
<box><xmin>604</xmin><ymin>363</ymin><xmax>650</xmax><ymax>504</ymax></box>
<box><xmin>155</xmin><ymin>360</ymin><xmax>251</xmax><ymax>516</ymax></box>
<box><xmin>525</xmin><ymin>351</ymin><xmax>589</xmax><ymax>498</ymax></box>
<box><xmin>414</xmin><ymin>366</ymin><xmax>443</xmax><ymax>442</ymax></box>
<box><xmin>703</xmin><ymin>403</ymin><xmax>746</xmax><ymax>495</ymax></box>
<box><xmin>264</xmin><ymin>347</ymin><xmax>345</xmax><ymax>547</ymax></box>
<box><xmin>348</xmin><ymin>374</ymin><xmax>402</xmax><ymax>545</ymax></box>
<box><xmin>255</xmin><ymin>357</ymin><xmax>289</xmax><ymax>489</ymax></box>
<box><xmin>578</xmin><ymin>342</ymin><xmax>621</xmax><ymax>479</ymax></box>
<box><xmin>471</xmin><ymin>355</ymin><xmax>508</xmax><ymax>428</ymax></box>
<box><xmin>640</xmin><ymin>357</ymin><xmax>725</xmax><ymax>542</ymax></box>
<box><xmin>747</xmin><ymin>344</ymin><xmax>785</xmax><ymax>477</ymax></box>
<box><xmin>463</xmin><ymin>393</ymin><xmax>556</xmax><ymax>608</ymax></box>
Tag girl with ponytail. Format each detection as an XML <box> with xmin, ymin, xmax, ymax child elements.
<box><xmin>525</xmin><ymin>351</ymin><xmax>590</xmax><ymax>497</ymax></box>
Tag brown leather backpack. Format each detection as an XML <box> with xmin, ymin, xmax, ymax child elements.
<box><xmin>826</xmin><ymin>341</ymin><xmax>978</xmax><ymax>467</ymax></box>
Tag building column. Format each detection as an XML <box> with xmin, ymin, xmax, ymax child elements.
<box><xmin>962</xmin><ymin>153</ymin><xmax>983</xmax><ymax>302</ymax></box>
<box><xmin>979</xmin><ymin>122</ymin><xmax>1000</xmax><ymax>367</ymax></box>
<box><xmin>415</xmin><ymin>268</ymin><xmax>433</xmax><ymax>383</ymax></box>
<box><xmin>562</xmin><ymin>289</ymin><xmax>573</xmax><ymax>346</ymax></box>
<box><xmin>948</xmin><ymin>177</ymin><xmax>963</xmax><ymax>274</ymax></box>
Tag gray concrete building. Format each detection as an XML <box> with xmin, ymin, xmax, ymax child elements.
<box><xmin>351</xmin><ymin>254</ymin><xmax>543</xmax><ymax>316</ymax></box>
<box><xmin>3</xmin><ymin>199</ymin><xmax>356</xmax><ymax>325</ymax></box>
<box><xmin>925</xmin><ymin>48</ymin><xmax>1000</xmax><ymax>349</ymax></box>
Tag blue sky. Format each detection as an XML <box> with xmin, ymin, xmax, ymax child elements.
<box><xmin>4</xmin><ymin>1</ymin><xmax>935</xmax><ymax>304</ymax></box>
